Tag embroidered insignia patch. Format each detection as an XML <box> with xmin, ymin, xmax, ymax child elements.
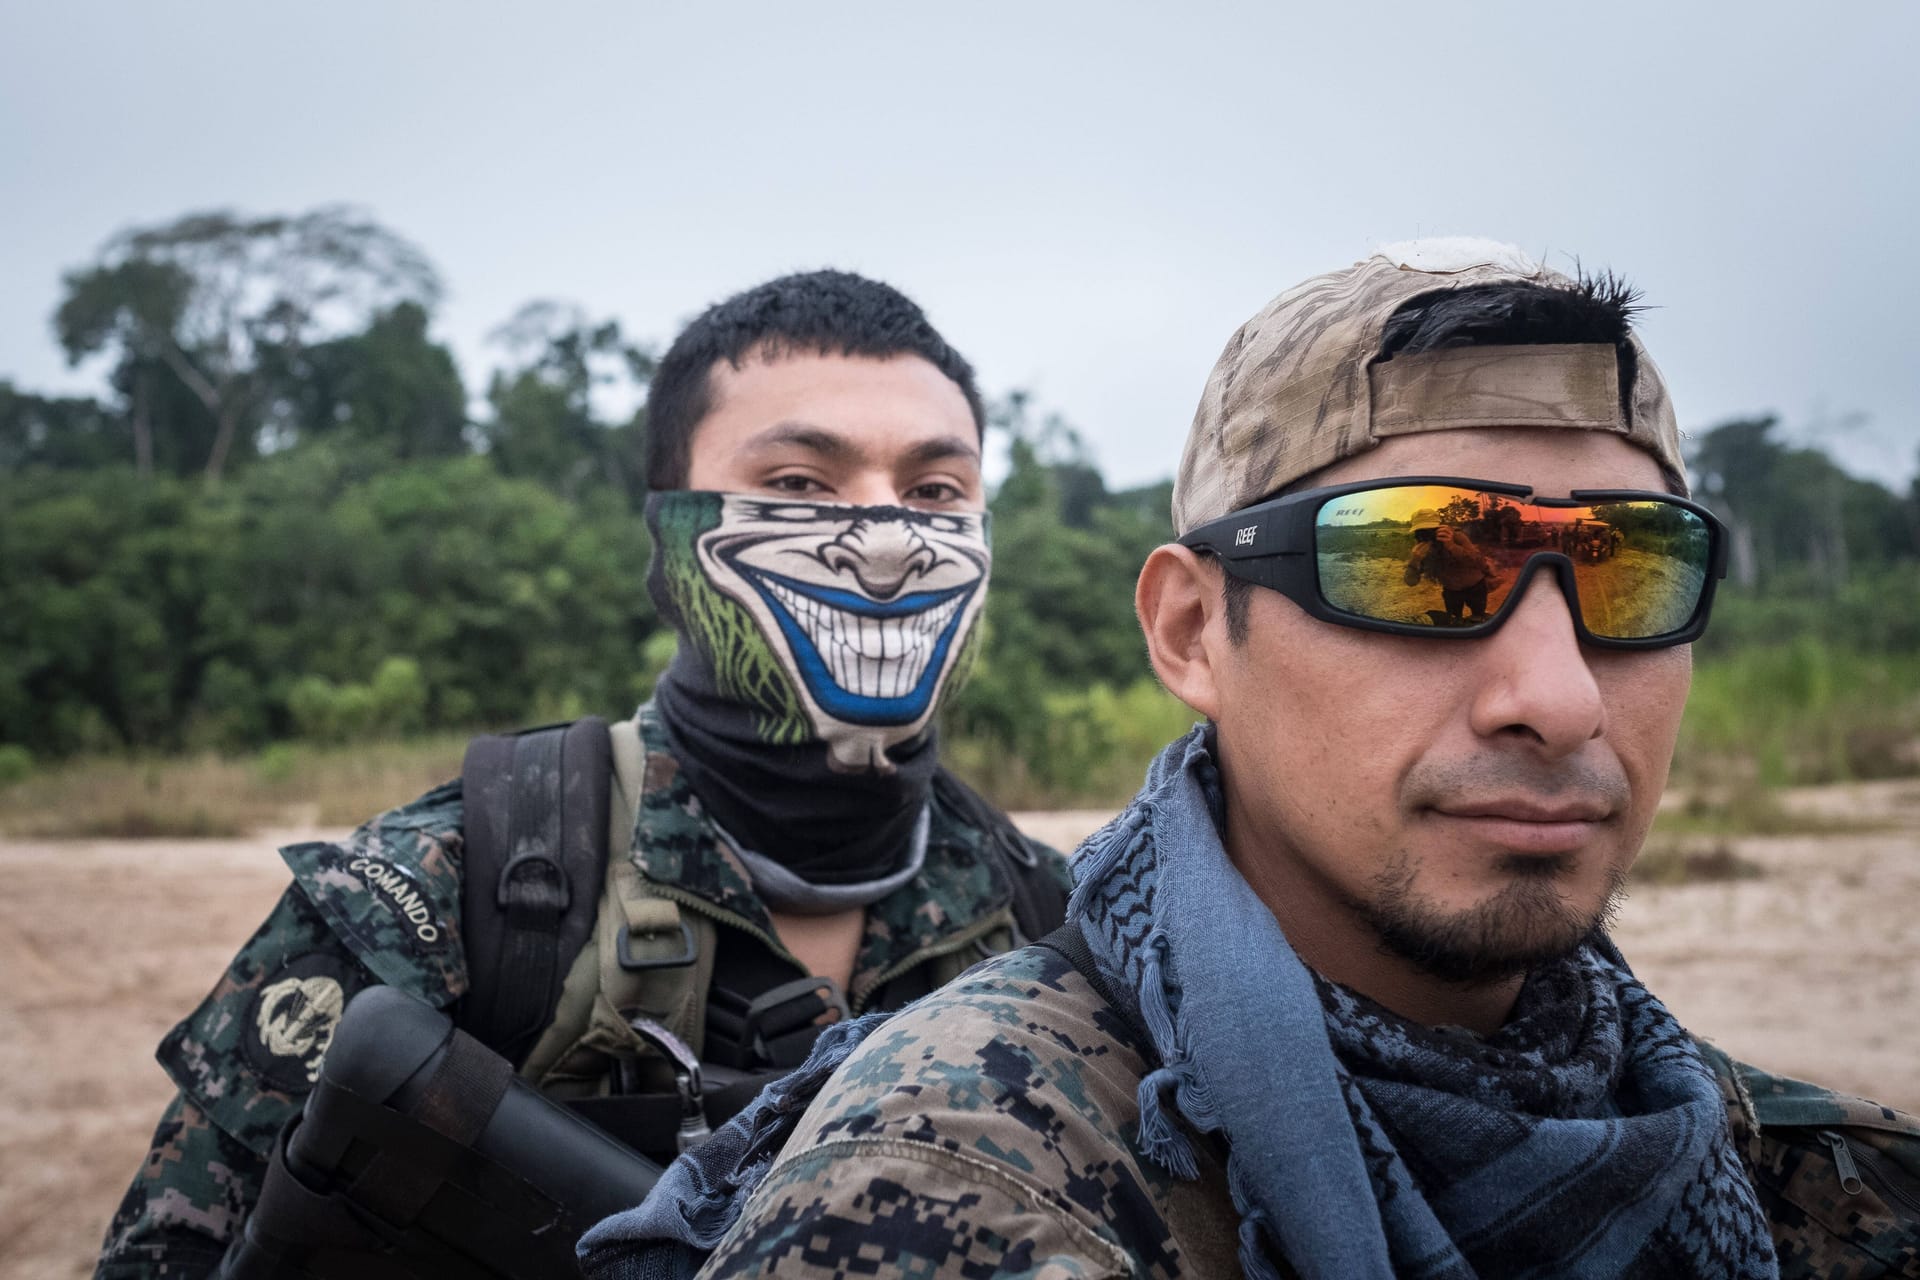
<box><xmin>311</xmin><ymin>843</ymin><xmax>451</xmax><ymax>955</ymax></box>
<box><xmin>244</xmin><ymin>953</ymin><xmax>350</xmax><ymax>1092</ymax></box>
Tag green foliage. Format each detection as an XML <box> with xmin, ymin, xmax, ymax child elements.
<box><xmin>1038</xmin><ymin>680</ymin><xmax>1197</xmax><ymax>799</ymax></box>
<box><xmin>287</xmin><ymin>657</ymin><xmax>427</xmax><ymax>742</ymax></box>
<box><xmin>53</xmin><ymin>207</ymin><xmax>445</xmax><ymax>480</ymax></box>
<box><xmin>0</xmin><ymin>449</ymin><xmax>656</xmax><ymax>753</ymax></box>
<box><xmin>254</xmin><ymin>742</ymin><xmax>298</xmax><ymax>784</ymax></box>
<box><xmin>635</xmin><ymin>632</ymin><xmax>680</xmax><ymax>701</ymax></box>
<box><xmin>0</xmin><ymin>734</ymin><xmax>468</xmax><ymax>838</ymax></box>
<box><xmin>1689</xmin><ymin>416</ymin><xmax>1920</xmax><ymax>590</ymax></box>
<box><xmin>0</xmin><ymin>382</ymin><xmax>130</xmax><ymax>471</ymax></box>
<box><xmin>1697</xmin><ymin>565</ymin><xmax>1920</xmax><ymax>656</ymax></box>
<box><xmin>5</xmin><ymin>206</ymin><xmax>1919</xmax><ymax>819</ymax></box>
<box><xmin>481</xmin><ymin>303</ymin><xmax>650</xmax><ymax>502</ymax></box>
<box><xmin>1680</xmin><ymin>639</ymin><xmax>1920</xmax><ymax>786</ymax></box>
<box><xmin>268</xmin><ymin>302</ymin><xmax>468</xmax><ymax>459</ymax></box>
<box><xmin>946</xmin><ymin>679</ymin><xmax>1195</xmax><ymax>808</ymax></box>
<box><xmin>945</xmin><ymin>415</ymin><xmax>1172</xmax><ymax>762</ymax></box>
<box><xmin>0</xmin><ymin>744</ymin><xmax>33</xmax><ymax>787</ymax></box>
<box><xmin>1437</xmin><ymin>494</ymin><xmax>1482</xmax><ymax>527</ymax></box>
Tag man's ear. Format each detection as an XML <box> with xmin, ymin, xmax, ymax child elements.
<box><xmin>1136</xmin><ymin>544</ymin><xmax>1226</xmax><ymax>720</ymax></box>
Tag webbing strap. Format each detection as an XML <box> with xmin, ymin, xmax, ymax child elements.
<box><xmin>1033</xmin><ymin>921</ymin><xmax>1152</xmax><ymax>1058</ymax></box>
<box><xmin>459</xmin><ymin>717</ymin><xmax>611</xmax><ymax>1069</ymax></box>
<box><xmin>410</xmin><ymin>1028</ymin><xmax>513</xmax><ymax>1143</ymax></box>
<box><xmin>492</xmin><ymin>731</ymin><xmax>567</xmax><ymax>1055</ymax></box>
<box><xmin>346</xmin><ymin>1028</ymin><xmax>513</xmax><ymax>1222</ymax></box>
<box><xmin>566</xmin><ymin>1072</ymin><xmax>783</xmax><ymax>1157</ymax></box>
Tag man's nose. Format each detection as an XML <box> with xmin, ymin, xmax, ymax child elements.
<box><xmin>839</xmin><ymin>472</ymin><xmax>906</xmax><ymax>507</ymax></box>
<box><xmin>1466</xmin><ymin>572</ymin><xmax>1605</xmax><ymax>757</ymax></box>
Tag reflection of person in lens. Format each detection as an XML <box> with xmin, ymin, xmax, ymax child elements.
<box><xmin>1401</xmin><ymin>509</ymin><xmax>1498</xmax><ymax>621</ymax></box>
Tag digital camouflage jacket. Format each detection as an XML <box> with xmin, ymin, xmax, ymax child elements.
<box><xmin>691</xmin><ymin>945</ymin><xmax>1920</xmax><ymax>1280</ymax></box>
<box><xmin>95</xmin><ymin>703</ymin><xmax>1070</xmax><ymax>1279</ymax></box>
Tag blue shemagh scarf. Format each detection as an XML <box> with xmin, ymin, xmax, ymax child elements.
<box><xmin>1070</xmin><ymin>725</ymin><xmax>1778</xmax><ymax>1280</ymax></box>
<box><xmin>579</xmin><ymin>727</ymin><xmax>1781</xmax><ymax>1280</ymax></box>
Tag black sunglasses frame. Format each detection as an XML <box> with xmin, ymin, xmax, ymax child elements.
<box><xmin>1178</xmin><ymin>475</ymin><xmax>1730</xmax><ymax>650</ymax></box>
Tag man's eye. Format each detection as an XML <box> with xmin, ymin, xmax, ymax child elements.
<box><xmin>769</xmin><ymin>475</ymin><xmax>826</xmax><ymax>495</ymax></box>
<box><xmin>906</xmin><ymin>481</ymin><xmax>964</xmax><ymax>504</ymax></box>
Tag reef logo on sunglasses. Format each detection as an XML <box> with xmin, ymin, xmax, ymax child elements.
<box><xmin>1180</xmin><ymin>477</ymin><xmax>1727</xmax><ymax>648</ymax></box>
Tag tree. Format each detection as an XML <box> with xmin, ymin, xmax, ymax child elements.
<box><xmin>0</xmin><ymin>382</ymin><xmax>127</xmax><ymax>473</ymax></box>
<box><xmin>1437</xmin><ymin>494</ymin><xmax>1483</xmax><ymax>528</ymax></box>
<box><xmin>1690</xmin><ymin>416</ymin><xmax>1914</xmax><ymax>590</ymax></box>
<box><xmin>946</xmin><ymin>393</ymin><xmax>1170</xmax><ymax>753</ymax></box>
<box><xmin>479</xmin><ymin>302</ymin><xmax>653</xmax><ymax>501</ymax></box>
<box><xmin>264</xmin><ymin>301</ymin><xmax>469</xmax><ymax>459</ymax></box>
<box><xmin>54</xmin><ymin>207</ymin><xmax>443</xmax><ymax>480</ymax></box>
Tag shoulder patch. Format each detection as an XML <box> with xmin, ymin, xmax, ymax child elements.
<box><xmin>279</xmin><ymin>779</ymin><xmax>468</xmax><ymax>1005</ymax></box>
<box><xmin>323</xmin><ymin>844</ymin><xmax>451</xmax><ymax>954</ymax></box>
<box><xmin>159</xmin><ymin>886</ymin><xmax>377</xmax><ymax>1156</ymax></box>
<box><xmin>243</xmin><ymin>951</ymin><xmax>353</xmax><ymax>1092</ymax></box>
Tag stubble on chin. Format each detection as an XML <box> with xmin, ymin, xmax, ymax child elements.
<box><xmin>1347</xmin><ymin>849</ymin><xmax>1629</xmax><ymax>988</ymax></box>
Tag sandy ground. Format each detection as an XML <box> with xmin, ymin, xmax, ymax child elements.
<box><xmin>5</xmin><ymin>792</ymin><xmax>1918</xmax><ymax>1279</ymax></box>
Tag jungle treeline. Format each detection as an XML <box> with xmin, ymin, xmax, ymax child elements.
<box><xmin>4</xmin><ymin>209</ymin><xmax>1918</xmax><ymax>804</ymax></box>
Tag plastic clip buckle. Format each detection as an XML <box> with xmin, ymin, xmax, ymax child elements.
<box><xmin>616</xmin><ymin>918</ymin><xmax>697</xmax><ymax>972</ymax></box>
<box><xmin>745</xmin><ymin>976</ymin><xmax>850</xmax><ymax>1064</ymax></box>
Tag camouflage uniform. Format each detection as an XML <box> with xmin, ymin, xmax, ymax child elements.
<box><xmin>96</xmin><ymin>703</ymin><xmax>1071</xmax><ymax>1278</ymax></box>
<box><xmin>696</xmin><ymin>947</ymin><xmax>1920</xmax><ymax>1279</ymax></box>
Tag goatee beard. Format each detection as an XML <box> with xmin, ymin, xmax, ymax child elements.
<box><xmin>1348</xmin><ymin>852</ymin><xmax>1628</xmax><ymax>988</ymax></box>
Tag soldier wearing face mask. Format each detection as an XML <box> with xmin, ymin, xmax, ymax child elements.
<box><xmin>96</xmin><ymin>271</ymin><xmax>1073</xmax><ymax>1279</ymax></box>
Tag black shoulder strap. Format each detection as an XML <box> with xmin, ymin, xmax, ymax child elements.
<box><xmin>932</xmin><ymin>767</ymin><xmax>1067</xmax><ymax>944</ymax></box>
<box><xmin>1034</xmin><ymin>921</ymin><xmax>1155</xmax><ymax>1063</ymax></box>
<box><xmin>458</xmin><ymin>716</ymin><xmax>612</xmax><ymax>1068</ymax></box>
<box><xmin>1034</xmin><ymin>921</ymin><xmax>1118</xmax><ymax>1009</ymax></box>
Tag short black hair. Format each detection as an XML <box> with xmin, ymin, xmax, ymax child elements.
<box><xmin>642</xmin><ymin>269</ymin><xmax>985</xmax><ymax>490</ymax></box>
<box><xmin>1223</xmin><ymin>274</ymin><xmax>1674</xmax><ymax>642</ymax></box>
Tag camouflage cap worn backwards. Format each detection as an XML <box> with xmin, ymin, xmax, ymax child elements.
<box><xmin>1171</xmin><ymin>237</ymin><xmax>1686</xmax><ymax>534</ymax></box>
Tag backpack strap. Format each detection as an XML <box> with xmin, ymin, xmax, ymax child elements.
<box><xmin>932</xmin><ymin>767</ymin><xmax>1068</xmax><ymax>944</ymax></box>
<box><xmin>458</xmin><ymin>716</ymin><xmax>613</xmax><ymax>1068</ymax></box>
<box><xmin>516</xmin><ymin>719</ymin><xmax>718</xmax><ymax>1104</ymax></box>
<box><xmin>1033</xmin><ymin>921</ymin><xmax>1154</xmax><ymax>1062</ymax></box>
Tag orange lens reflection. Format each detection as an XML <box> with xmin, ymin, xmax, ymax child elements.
<box><xmin>1314</xmin><ymin>486</ymin><xmax>1710</xmax><ymax>639</ymax></box>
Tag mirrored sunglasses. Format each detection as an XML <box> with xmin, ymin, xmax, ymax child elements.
<box><xmin>1178</xmin><ymin>477</ymin><xmax>1728</xmax><ymax>648</ymax></box>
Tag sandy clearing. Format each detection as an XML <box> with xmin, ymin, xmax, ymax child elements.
<box><xmin>3</xmin><ymin>801</ymin><xmax>1916</xmax><ymax>1279</ymax></box>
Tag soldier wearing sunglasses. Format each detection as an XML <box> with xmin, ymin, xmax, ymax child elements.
<box><xmin>583</xmin><ymin>242</ymin><xmax>1920</xmax><ymax>1280</ymax></box>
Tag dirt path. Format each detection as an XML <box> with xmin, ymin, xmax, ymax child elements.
<box><xmin>4</xmin><ymin>796</ymin><xmax>1917</xmax><ymax>1278</ymax></box>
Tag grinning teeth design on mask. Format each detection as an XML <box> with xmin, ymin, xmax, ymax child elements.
<box><xmin>686</xmin><ymin>495</ymin><xmax>991</xmax><ymax>773</ymax></box>
<box><xmin>750</xmin><ymin>573</ymin><xmax>971</xmax><ymax>707</ymax></box>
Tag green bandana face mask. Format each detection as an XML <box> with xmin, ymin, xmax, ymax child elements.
<box><xmin>645</xmin><ymin>491</ymin><xmax>991</xmax><ymax>775</ymax></box>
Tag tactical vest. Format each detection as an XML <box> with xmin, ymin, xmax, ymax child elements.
<box><xmin>450</xmin><ymin>713</ymin><xmax>1066</xmax><ymax>1159</ymax></box>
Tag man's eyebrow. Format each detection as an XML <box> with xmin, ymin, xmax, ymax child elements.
<box><xmin>901</xmin><ymin>435</ymin><xmax>981</xmax><ymax>467</ymax></box>
<box><xmin>738</xmin><ymin>423</ymin><xmax>858</xmax><ymax>461</ymax></box>
<box><xmin>737</xmin><ymin>424</ymin><xmax>980</xmax><ymax>467</ymax></box>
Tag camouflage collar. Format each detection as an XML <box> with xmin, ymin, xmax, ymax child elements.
<box><xmin>628</xmin><ymin>702</ymin><xmax>1010</xmax><ymax>990</ymax></box>
<box><xmin>851</xmin><ymin>782</ymin><xmax>1009</xmax><ymax>1001</ymax></box>
<box><xmin>629</xmin><ymin>701</ymin><xmax>771</xmax><ymax>934</ymax></box>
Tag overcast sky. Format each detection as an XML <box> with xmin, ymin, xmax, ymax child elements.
<box><xmin>3</xmin><ymin>1</ymin><xmax>1915</xmax><ymax>490</ymax></box>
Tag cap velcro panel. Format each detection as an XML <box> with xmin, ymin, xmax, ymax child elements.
<box><xmin>1369</xmin><ymin>344</ymin><xmax>1624</xmax><ymax>437</ymax></box>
